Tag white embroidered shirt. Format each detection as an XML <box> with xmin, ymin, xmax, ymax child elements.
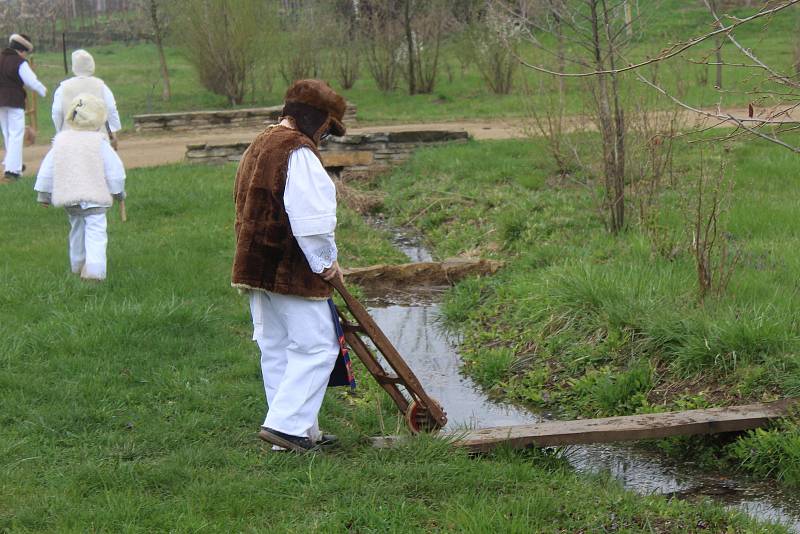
<box><xmin>284</xmin><ymin>147</ymin><xmax>338</xmax><ymax>274</ymax></box>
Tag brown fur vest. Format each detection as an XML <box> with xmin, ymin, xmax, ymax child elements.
<box><xmin>231</xmin><ymin>125</ymin><xmax>332</xmax><ymax>299</ymax></box>
<box><xmin>0</xmin><ymin>49</ymin><xmax>26</xmax><ymax>109</ymax></box>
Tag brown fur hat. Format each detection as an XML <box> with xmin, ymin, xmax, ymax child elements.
<box><xmin>284</xmin><ymin>79</ymin><xmax>346</xmax><ymax>136</ymax></box>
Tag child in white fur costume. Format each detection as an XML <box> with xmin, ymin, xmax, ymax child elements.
<box><xmin>34</xmin><ymin>93</ymin><xmax>126</xmax><ymax>281</ymax></box>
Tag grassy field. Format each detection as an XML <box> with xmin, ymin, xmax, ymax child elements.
<box><xmin>0</xmin><ymin>163</ymin><xmax>785</xmax><ymax>532</ymax></box>
<box><xmin>378</xmin><ymin>131</ymin><xmax>800</xmax><ymax>489</ymax></box>
<box><xmin>24</xmin><ymin>0</ymin><xmax>800</xmax><ymax>139</ymax></box>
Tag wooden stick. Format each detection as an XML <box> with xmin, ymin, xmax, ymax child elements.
<box><xmin>24</xmin><ymin>58</ymin><xmax>37</xmax><ymax>147</ymax></box>
<box><xmin>62</xmin><ymin>33</ymin><xmax>68</xmax><ymax>75</ymax></box>
<box><xmin>119</xmin><ymin>199</ymin><xmax>127</xmax><ymax>222</ymax></box>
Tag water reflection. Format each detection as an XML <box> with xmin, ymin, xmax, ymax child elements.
<box><xmin>363</xmin><ymin>289</ymin><xmax>800</xmax><ymax>532</ymax></box>
<box><xmin>366</xmin><ymin>298</ymin><xmax>536</xmax><ymax>431</ymax></box>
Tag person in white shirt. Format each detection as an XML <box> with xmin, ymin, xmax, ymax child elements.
<box><xmin>51</xmin><ymin>49</ymin><xmax>121</xmax><ymax>147</ymax></box>
<box><xmin>232</xmin><ymin>79</ymin><xmax>351</xmax><ymax>453</ymax></box>
<box><xmin>0</xmin><ymin>34</ymin><xmax>47</xmax><ymax>180</ymax></box>
<box><xmin>34</xmin><ymin>94</ymin><xmax>126</xmax><ymax>281</ymax></box>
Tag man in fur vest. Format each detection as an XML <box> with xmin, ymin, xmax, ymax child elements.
<box><xmin>51</xmin><ymin>49</ymin><xmax>121</xmax><ymax>147</ymax></box>
<box><xmin>0</xmin><ymin>34</ymin><xmax>46</xmax><ymax>181</ymax></box>
<box><xmin>232</xmin><ymin>79</ymin><xmax>348</xmax><ymax>453</ymax></box>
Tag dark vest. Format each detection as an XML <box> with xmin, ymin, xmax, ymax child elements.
<box><xmin>0</xmin><ymin>49</ymin><xmax>26</xmax><ymax>109</ymax></box>
<box><xmin>232</xmin><ymin>125</ymin><xmax>333</xmax><ymax>299</ymax></box>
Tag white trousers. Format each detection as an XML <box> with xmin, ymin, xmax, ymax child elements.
<box><xmin>67</xmin><ymin>209</ymin><xmax>108</xmax><ymax>279</ymax></box>
<box><xmin>249</xmin><ymin>290</ymin><xmax>339</xmax><ymax>439</ymax></box>
<box><xmin>0</xmin><ymin>107</ymin><xmax>25</xmax><ymax>174</ymax></box>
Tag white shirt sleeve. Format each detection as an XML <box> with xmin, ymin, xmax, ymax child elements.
<box><xmin>284</xmin><ymin>147</ymin><xmax>338</xmax><ymax>273</ymax></box>
<box><xmin>102</xmin><ymin>141</ymin><xmax>126</xmax><ymax>194</ymax></box>
<box><xmin>296</xmin><ymin>233</ymin><xmax>338</xmax><ymax>273</ymax></box>
<box><xmin>52</xmin><ymin>85</ymin><xmax>63</xmax><ymax>132</ymax></box>
<box><xmin>103</xmin><ymin>85</ymin><xmax>121</xmax><ymax>132</ymax></box>
<box><xmin>284</xmin><ymin>147</ymin><xmax>337</xmax><ymax>235</ymax></box>
<box><xmin>34</xmin><ymin>147</ymin><xmax>55</xmax><ymax>193</ymax></box>
<box><xmin>18</xmin><ymin>62</ymin><xmax>46</xmax><ymax>97</ymax></box>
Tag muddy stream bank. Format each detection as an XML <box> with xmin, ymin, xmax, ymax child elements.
<box><xmin>359</xmin><ymin>227</ymin><xmax>800</xmax><ymax>532</ymax></box>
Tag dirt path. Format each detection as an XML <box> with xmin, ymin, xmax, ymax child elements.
<box><xmin>10</xmin><ymin>121</ymin><xmax>527</xmax><ymax>175</ymax></box>
<box><xmin>6</xmin><ymin>106</ymin><xmax>796</xmax><ymax>175</ymax></box>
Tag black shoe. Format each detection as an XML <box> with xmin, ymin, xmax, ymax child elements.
<box><xmin>258</xmin><ymin>427</ymin><xmax>318</xmax><ymax>453</ymax></box>
<box><xmin>4</xmin><ymin>171</ymin><xmax>20</xmax><ymax>181</ymax></box>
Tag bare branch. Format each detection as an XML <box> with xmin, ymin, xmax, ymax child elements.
<box><xmin>633</xmin><ymin>70</ymin><xmax>800</xmax><ymax>153</ymax></box>
<box><xmin>511</xmin><ymin>0</ymin><xmax>799</xmax><ymax>78</ymax></box>
<box><xmin>703</xmin><ymin>0</ymin><xmax>800</xmax><ymax>89</ymax></box>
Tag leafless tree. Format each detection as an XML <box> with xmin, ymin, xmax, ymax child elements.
<box><xmin>147</xmin><ymin>0</ymin><xmax>170</xmax><ymax>101</ymax></box>
<box><xmin>326</xmin><ymin>0</ymin><xmax>361</xmax><ymax>89</ymax></box>
<box><xmin>460</xmin><ymin>2</ymin><xmax>520</xmax><ymax>95</ymax></box>
<box><xmin>683</xmin><ymin>150</ymin><xmax>738</xmax><ymax>302</ymax></box>
<box><xmin>175</xmin><ymin>0</ymin><xmax>273</xmax><ymax>105</ymax></box>
<box><xmin>276</xmin><ymin>1</ymin><xmax>326</xmax><ymax>85</ymax></box>
<box><xmin>500</xmin><ymin>0</ymin><xmax>635</xmax><ymax>233</ymax></box>
<box><xmin>398</xmin><ymin>0</ymin><xmax>451</xmax><ymax>94</ymax></box>
<box><xmin>360</xmin><ymin>0</ymin><xmax>403</xmax><ymax>92</ymax></box>
<box><xmin>708</xmin><ymin>0</ymin><xmax>724</xmax><ymax>89</ymax></box>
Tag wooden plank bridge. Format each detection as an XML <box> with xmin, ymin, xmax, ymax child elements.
<box><xmin>374</xmin><ymin>399</ymin><xmax>797</xmax><ymax>452</ymax></box>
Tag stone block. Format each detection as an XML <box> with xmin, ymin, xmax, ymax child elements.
<box><xmin>321</xmin><ymin>151</ymin><xmax>374</xmax><ymax>168</ymax></box>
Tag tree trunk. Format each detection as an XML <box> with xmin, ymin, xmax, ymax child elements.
<box><xmin>591</xmin><ymin>0</ymin><xmax>625</xmax><ymax>233</ymax></box>
<box><xmin>605</xmin><ymin>15</ymin><xmax>626</xmax><ymax>232</ymax></box>
<box><xmin>404</xmin><ymin>0</ymin><xmax>416</xmax><ymax>95</ymax></box>
<box><xmin>550</xmin><ymin>2</ymin><xmax>566</xmax><ymax>97</ymax></box>
<box><xmin>149</xmin><ymin>0</ymin><xmax>171</xmax><ymax>101</ymax></box>
<box><xmin>795</xmin><ymin>39</ymin><xmax>800</xmax><ymax>75</ymax></box>
<box><xmin>623</xmin><ymin>0</ymin><xmax>633</xmax><ymax>37</ymax></box>
<box><xmin>710</xmin><ymin>0</ymin><xmax>723</xmax><ymax>89</ymax></box>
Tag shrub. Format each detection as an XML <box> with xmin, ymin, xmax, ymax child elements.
<box><xmin>176</xmin><ymin>0</ymin><xmax>274</xmax><ymax>105</ymax></box>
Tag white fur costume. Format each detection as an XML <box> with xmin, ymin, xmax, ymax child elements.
<box><xmin>51</xmin><ymin>49</ymin><xmax>121</xmax><ymax>139</ymax></box>
<box><xmin>52</xmin><ymin>131</ymin><xmax>111</xmax><ymax>207</ymax></box>
<box><xmin>34</xmin><ymin>94</ymin><xmax>125</xmax><ymax>280</ymax></box>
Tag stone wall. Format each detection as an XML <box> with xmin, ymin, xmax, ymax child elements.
<box><xmin>323</xmin><ymin>130</ymin><xmax>469</xmax><ymax>178</ymax></box>
<box><xmin>184</xmin><ymin>130</ymin><xmax>470</xmax><ymax>176</ymax></box>
<box><xmin>134</xmin><ymin>103</ymin><xmax>357</xmax><ymax>133</ymax></box>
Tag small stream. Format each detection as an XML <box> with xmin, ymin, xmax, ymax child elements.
<box><xmin>363</xmin><ymin>227</ymin><xmax>800</xmax><ymax>532</ymax></box>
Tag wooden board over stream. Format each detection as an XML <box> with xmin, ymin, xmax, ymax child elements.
<box><xmin>343</xmin><ymin>259</ymin><xmax>504</xmax><ymax>289</ymax></box>
<box><xmin>373</xmin><ymin>399</ymin><xmax>797</xmax><ymax>452</ymax></box>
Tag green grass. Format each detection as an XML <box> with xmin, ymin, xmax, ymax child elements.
<box><xmin>379</xmin><ymin>133</ymin><xmax>800</xmax><ymax>488</ymax></box>
<box><xmin>23</xmin><ymin>0</ymin><xmax>800</xmax><ymax>139</ymax></box>
<box><xmin>1</xmin><ymin>162</ymin><xmax>780</xmax><ymax>531</ymax></box>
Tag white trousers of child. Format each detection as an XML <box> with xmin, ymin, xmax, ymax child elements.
<box><xmin>0</xmin><ymin>107</ymin><xmax>25</xmax><ymax>174</ymax></box>
<box><xmin>249</xmin><ymin>290</ymin><xmax>339</xmax><ymax>440</ymax></box>
<box><xmin>67</xmin><ymin>210</ymin><xmax>108</xmax><ymax>279</ymax></box>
